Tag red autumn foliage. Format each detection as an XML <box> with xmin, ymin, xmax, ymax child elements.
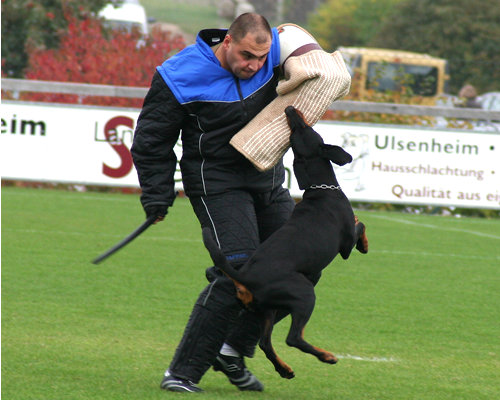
<box><xmin>21</xmin><ymin>13</ymin><xmax>185</xmax><ymax>107</ymax></box>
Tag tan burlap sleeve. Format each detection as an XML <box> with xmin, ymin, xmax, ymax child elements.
<box><xmin>230</xmin><ymin>49</ymin><xmax>351</xmax><ymax>172</ymax></box>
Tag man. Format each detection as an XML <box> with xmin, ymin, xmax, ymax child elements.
<box><xmin>131</xmin><ymin>13</ymin><xmax>326</xmax><ymax>393</ymax></box>
<box><xmin>457</xmin><ymin>84</ymin><xmax>482</xmax><ymax>109</ymax></box>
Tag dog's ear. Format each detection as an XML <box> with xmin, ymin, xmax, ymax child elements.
<box><xmin>320</xmin><ymin>144</ymin><xmax>353</xmax><ymax>166</ymax></box>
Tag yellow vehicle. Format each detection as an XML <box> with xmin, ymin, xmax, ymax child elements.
<box><xmin>338</xmin><ymin>47</ymin><xmax>450</xmax><ymax>103</ymax></box>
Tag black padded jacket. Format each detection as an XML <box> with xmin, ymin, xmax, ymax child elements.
<box><xmin>131</xmin><ymin>29</ymin><xmax>286</xmax><ymax>211</ymax></box>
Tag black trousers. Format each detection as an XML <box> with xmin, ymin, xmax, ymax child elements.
<box><xmin>168</xmin><ymin>187</ymin><xmax>295</xmax><ymax>383</ymax></box>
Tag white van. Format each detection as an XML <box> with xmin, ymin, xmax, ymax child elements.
<box><xmin>99</xmin><ymin>0</ymin><xmax>149</xmax><ymax>35</ymax></box>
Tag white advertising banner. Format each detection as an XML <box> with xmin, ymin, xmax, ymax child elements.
<box><xmin>1</xmin><ymin>101</ymin><xmax>499</xmax><ymax>209</ymax></box>
<box><xmin>1</xmin><ymin>102</ymin><xmax>150</xmax><ymax>187</ymax></box>
<box><xmin>306</xmin><ymin>121</ymin><xmax>500</xmax><ymax>209</ymax></box>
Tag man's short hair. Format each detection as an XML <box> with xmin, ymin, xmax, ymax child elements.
<box><xmin>228</xmin><ymin>13</ymin><xmax>272</xmax><ymax>44</ymax></box>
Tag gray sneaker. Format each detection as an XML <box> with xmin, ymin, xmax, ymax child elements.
<box><xmin>212</xmin><ymin>354</ymin><xmax>264</xmax><ymax>391</ymax></box>
<box><xmin>160</xmin><ymin>371</ymin><xmax>203</xmax><ymax>393</ymax></box>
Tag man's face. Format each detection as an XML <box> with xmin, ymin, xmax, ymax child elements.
<box><xmin>224</xmin><ymin>32</ymin><xmax>271</xmax><ymax>80</ymax></box>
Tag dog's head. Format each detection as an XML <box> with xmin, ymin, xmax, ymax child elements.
<box><xmin>285</xmin><ymin>106</ymin><xmax>352</xmax><ymax>189</ymax></box>
<box><xmin>285</xmin><ymin>106</ymin><xmax>352</xmax><ymax>164</ymax></box>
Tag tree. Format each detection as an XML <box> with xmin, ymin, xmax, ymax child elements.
<box><xmin>307</xmin><ymin>0</ymin><xmax>404</xmax><ymax>51</ymax></box>
<box><xmin>369</xmin><ymin>0</ymin><xmax>500</xmax><ymax>93</ymax></box>
<box><xmin>284</xmin><ymin>0</ymin><xmax>325</xmax><ymax>25</ymax></box>
<box><xmin>1</xmin><ymin>0</ymin><xmax>120</xmax><ymax>77</ymax></box>
<box><xmin>247</xmin><ymin>0</ymin><xmax>324</xmax><ymax>25</ymax></box>
<box><xmin>18</xmin><ymin>12</ymin><xmax>185</xmax><ymax>107</ymax></box>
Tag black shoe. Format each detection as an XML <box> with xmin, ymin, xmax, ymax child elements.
<box><xmin>160</xmin><ymin>372</ymin><xmax>203</xmax><ymax>393</ymax></box>
<box><xmin>212</xmin><ymin>354</ymin><xmax>264</xmax><ymax>391</ymax></box>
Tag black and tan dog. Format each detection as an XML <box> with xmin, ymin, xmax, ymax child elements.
<box><xmin>202</xmin><ymin>106</ymin><xmax>368</xmax><ymax>379</ymax></box>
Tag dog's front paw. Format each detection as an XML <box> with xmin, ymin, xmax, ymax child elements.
<box><xmin>277</xmin><ymin>367</ymin><xmax>295</xmax><ymax>379</ymax></box>
<box><xmin>354</xmin><ymin>216</ymin><xmax>368</xmax><ymax>254</ymax></box>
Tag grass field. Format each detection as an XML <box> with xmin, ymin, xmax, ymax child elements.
<box><xmin>2</xmin><ymin>186</ymin><xmax>499</xmax><ymax>399</ymax></box>
<box><xmin>141</xmin><ymin>0</ymin><xmax>221</xmax><ymax>37</ymax></box>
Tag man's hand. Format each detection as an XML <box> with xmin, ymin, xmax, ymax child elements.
<box><xmin>144</xmin><ymin>204</ymin><xmax>168</xmax><ymax>224</ymax></box>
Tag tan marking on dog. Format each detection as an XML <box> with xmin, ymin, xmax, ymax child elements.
<box><xmin>234</xmin><ymin>281</ymin><xmax>254</xmax><ymax>305</ymax></box>
<box><xmin>219</xmin><ymin>270</ymin><xmax>254</xmax><ymax>307</ymax></box>
<box><xmin>355</xmin><ymin>215</ymin><xmax>369</xmax><ymax>253</ymax></box>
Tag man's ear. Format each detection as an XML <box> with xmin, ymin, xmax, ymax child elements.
<box><xmin>223</xmin><ymin>34</ymin><xmax>232</xmax><ymax>48</ymax></box>
<box><xmin>320</xmin><ymin>144</ymin><xmax>352</xmax><ymax>166</ymax></box>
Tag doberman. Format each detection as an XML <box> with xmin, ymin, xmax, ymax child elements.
<box><xmin>202</xmin><ymin>106</ymin><xmax>368</xmax><ymax>379</ymax></box>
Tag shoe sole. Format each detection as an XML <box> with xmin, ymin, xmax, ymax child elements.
<box><xmin>213</xmin><ymin>357</ymin><xmax>264</xmax><ymax>391</ymax></box>
<box><xmin>163</xmin><ymin>385</ymin><xmax>202</xmax><ymax>393</ymax></box>
<box><xmin>161</xmin><ymin>378</ymin><xmax>203</xmax><ymax>393</ymax></box>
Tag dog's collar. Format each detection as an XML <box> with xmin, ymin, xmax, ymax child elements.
<box><xmin>308</xmin><ymin>184</ymin><xmax>341</xmax><ymax>190</ymax></box>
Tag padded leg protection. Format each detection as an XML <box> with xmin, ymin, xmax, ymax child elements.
<box><xmin>225</xmin><ymin>309</ymin><xmax>262</xmax><ymax>358</ymax></box>
<box><xmin>168</xmin><ymin>277</ymin><xmax>241</xmax><ymax>383</ymax></box>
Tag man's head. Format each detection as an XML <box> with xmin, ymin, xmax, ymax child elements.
<box><xmin>218</xmin><ymin>13</ymin><xmax>272</xmax><ymax>80</ymax></box>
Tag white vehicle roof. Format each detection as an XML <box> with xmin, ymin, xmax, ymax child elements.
<box><xmin>99</xmin><ymin>1</ymin><xmax>148</xmax><ymax>35</ymax></box>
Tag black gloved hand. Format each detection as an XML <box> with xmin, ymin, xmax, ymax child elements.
<box><xmin>144</xmin><ymin>204</ymin><xmax>168</xmax><ymax>221</ymax></box>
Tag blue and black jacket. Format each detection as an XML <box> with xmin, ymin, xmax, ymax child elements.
<box><xmin>131</xmin><ymin>28</ymin><xmax>285</xmax><ymax>210</ymax></box>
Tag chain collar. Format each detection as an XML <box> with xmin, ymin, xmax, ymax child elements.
<box><xmin>308</xmin><ymin>184</ymin><xmax>341</xmax><ymax>190</ymax></box>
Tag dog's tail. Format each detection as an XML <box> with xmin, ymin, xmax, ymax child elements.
<box><xmin>202</xmin><ymin>227</ymin><xmax>244</xmax><ymax>282</ymax></box>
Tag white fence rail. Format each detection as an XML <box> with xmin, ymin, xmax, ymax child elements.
<box><xmin>3</xmin><ymin>78</ymin><xmax>500</xmax><ymax>121</ymax></box>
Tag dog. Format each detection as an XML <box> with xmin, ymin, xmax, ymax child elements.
<box><xmin>202</xmin><ymin>106</ymin><xmax>368</xmax><ymax>379</ymax></box>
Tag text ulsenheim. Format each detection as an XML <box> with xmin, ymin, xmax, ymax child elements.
<box><xmin>375</xmin><ymin>135</ymin><xmax>479</xmax><ymax>155</ymax></box>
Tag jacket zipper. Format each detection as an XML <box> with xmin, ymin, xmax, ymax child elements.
<box><xmin>235</xmin><ymin>78</ymin><xmax>249</xmax><ymax>122</ymax></box>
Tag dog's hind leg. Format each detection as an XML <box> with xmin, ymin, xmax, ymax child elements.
<box><xmin>258</xmin><ymin>310</ymin><xmax>295</xmax><ymax>379</ymax></box>
<box><xmin>286</xmin><ymin>279</ymin><xmax>338</xmax><ymax>365</ymax></box>
<box><xmin>292</xmin><ymin>325</ymin><xmax>339</xmax><ymax>364</ymax></box>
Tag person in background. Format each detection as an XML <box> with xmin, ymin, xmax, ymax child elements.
<box><xmin>457</xmin><ymin>84</ymin><xmax>482</xmax><ymax>108</ymax></box>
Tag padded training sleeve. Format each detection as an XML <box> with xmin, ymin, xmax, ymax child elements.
<box><xmin>229</xmin><ymin>25</ymin><xmax>351</xmax><ymax>172</ymax></box>
<box><xmin>277</xmin><ymin>23</ymin><xmax>322</xmax><ymax>67</ymax></box>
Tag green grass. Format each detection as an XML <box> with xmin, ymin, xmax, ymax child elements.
<box><xmin>2</xmin><ymin>186</ymin><xmax>500</xmax><ymax>399</ymax></box>
<box><xmin>141</xmin><ymin>0</ymin><xmax>222</xmax><ymax>37</ymax></box>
